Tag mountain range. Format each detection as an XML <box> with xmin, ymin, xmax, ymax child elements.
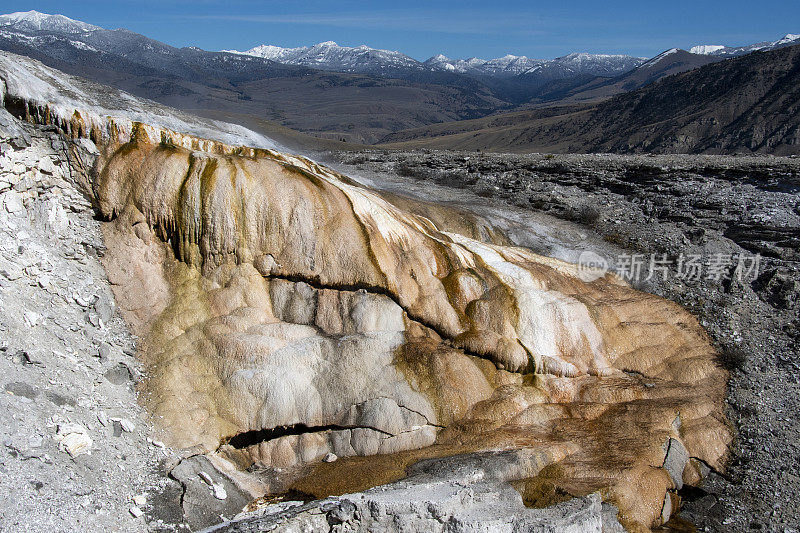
<box><xmin>382</xmin><ymin>42</ymin><xmax>800</xmax><ymax>154</ymax></box>
<box><xmin>0</xmin><ymin>10</ymin><xmax>798</xmax><ymax>154</ymax></box>
<box><xmin>689</xmin><ymin>33</ymin><xmax>800</xmax><ymax>57</ymax></box>
<box><xmin>225</xmin><ymin>41</ymin><xmax>646</xmax><ymax>79</ymax></box>
<box><xmin>224</xmin><ymin>32</ymin><xmax>800</xmax><ymax>79</ymax></box>
<box><xmin>0</xmin><ymin>11</ymin><xmax>508</xmax><ymax>144</ymax></box>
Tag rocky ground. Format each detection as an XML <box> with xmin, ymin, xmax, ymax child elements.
<box><xmin>0</xmin><ymin>111</ymin><xmax>198</xmax><ymax>532</ymax></box>
<box><xmin>328</xmin><ymin>149</ymin><xmax>800</xmax><ymax>532</ymax></box>
<box><xmin>206</xmin><ymin>451</ymin><xmax>617</xmax><ymax>533</ymax></box>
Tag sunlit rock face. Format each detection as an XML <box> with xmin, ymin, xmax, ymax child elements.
<box><xmin>0</xmin><ymin>49</ymin><xmax>730</xmax><ymax>528</ymax></box>
<box><xmin>88</xmin><ymin>137</ymin><xmax>730</xmax><ymax>530</ymax></box>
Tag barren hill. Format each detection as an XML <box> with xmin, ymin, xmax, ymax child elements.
<box><xmin>382</xmin><ymin>43</ymin><xmax>800</xmax><ymax>155</ymax></box>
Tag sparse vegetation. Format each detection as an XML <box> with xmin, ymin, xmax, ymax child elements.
<box><xmin>567</xmin><ymin>204</ymin><xmax>602</xmax><ymax>226</ymax></box>
<box><xmin>719</xmin><ymin>342</ymin><xmax>749</xmax><ymax>371</ymax></box>
<box><xmin>394</xmin><ymin>161</ymin><xmax>429</xmax><ymax>179</ymax></box>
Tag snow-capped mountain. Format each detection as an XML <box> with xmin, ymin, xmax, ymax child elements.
<box><xmin>0</xmin><ymin>10</ymin><xmax>100</xmax><ymax>34</ymax></box>
<box><xmin>689</xmin><ymin>34</ymin><xmax>800</xmax><ymax>57</ymax></box>
<box><xmin>230</xmin><ymin>41</ymin><xmax>645</xmax><ymax>80</ymax></box>
<box><xmin>231</xmin><ymin>41</ymin><xmax>645</xmax><ymax>79</ymax></box>
<box><xmin>2</xmin><ymin>8</ymin><xmax>799</xmax><ymax>117</ymax></box>
<box><xmin>0</xmin><ymin>10</ymin><xmax>305</xmax><ymax>82</ymax></box>
<box><xmin>423</xmin><ymin>54</ymin><xmax>546</xmax><ymax>77</ymax></box>
<box><xmin>225</xmin><ymin>41</ymin><xmax>424</xmax><ymax>75</ymax></box>
<box><xmin>6</xmin><ymin>9</ymin><xmax>794</xmax><ymax>88</ymax></box>
<box><xmin>543</xmin><ymin>47</ymin><xmax>721</xmax><ymax>105</ymax></box>
<box><xmin>522</xmin><ymin>53</ymin><xmax>646</xmax><ymax>79</ymax></box>
<box><xmin>638</xmin><ymin>48</ymin><xmax>681</xmax><ymax>69</ymax></box>
<box><xmin>688</xmin><ymin>45</ymin><xmax>726</xmax><ymax>55</ymax></box>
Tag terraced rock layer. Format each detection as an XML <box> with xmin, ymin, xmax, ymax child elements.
<box><xmin>1</xmin><ymin>53</ymin><xmax>731</xmax><ymax>531</ymax></box>
<box><xmin>88</xmin><ymin>136</ymin><xmax>730</xmax><ymax>530</ymax></box>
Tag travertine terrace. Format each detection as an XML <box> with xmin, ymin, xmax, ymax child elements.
<box><xmin>1</xmin><ymin>52</ymin><xmax>732</xmax><ymax>531</ymax></box>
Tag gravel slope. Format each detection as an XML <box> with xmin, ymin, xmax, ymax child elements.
<box><xmin>0</xmin><ymin>111</ymin><xmax>187</xmax><ymax>532</ymax></box>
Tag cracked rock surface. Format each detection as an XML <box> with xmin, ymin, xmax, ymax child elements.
<box><xmin>330</xmin><ymin>149</ymin><xmax>800</xmax><ymax>531</ymax></box>
<box><xmin>0</xmin><ymin>53</ymin><xmax>744</xmax><ymax>532</ymax></box>
<box><xmin>89</xmin><ymin>120</ymin><xmax>729</xmax><ymax>530</ymax></box>
<box><xmin>207</xmin><ymin>450</ymin><xmax>610</xmax><ymax>532</ymax></box>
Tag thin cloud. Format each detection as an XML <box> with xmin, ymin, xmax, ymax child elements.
<box><xmin>176</xmin><ymin>10</ymin><xmax>556</xmax><ymax>37</ymax></box>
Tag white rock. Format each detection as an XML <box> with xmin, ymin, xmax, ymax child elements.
<box><xmin>38</xmin><ymin>156</ymin><xmax>56</xmax><ymax>174</ymax></box>
<box><xmin>77</xmin><ymin>138</ymin><xmax>99</xmax><ymax>155</ymax></box>
<box><xmin>129</xmin><ymin>506</ymin><xmax>143</xmax><ymax>518</ymax></box>
<box><xmin>45</xmin><ymin>201</ymin><xmax>67</xmax><ymax>233</ymax></box>
<box><xmin>196</xmin><ymin>471</ymin><xmax>228</xmax><ymax>499</ymax></box>
<box><xmin>37</xmin><ymin>274</ymin><xmax>52</xmax><ymax>290</ymax></box>
<box><xmin>1</xmin><ymin>266</ymin><xmax>22</xmax><ymax>280</ymax></box>
<box><xmin>119</xmin><ymin>418</ymin><xmax>135</xmax><ymax>433</ymax></box>
<box><xmin>23</xmin><ymin>311</ymin><xmax>40</xmax><ymax>327</ymax></box>
<box><xmin>323</xmin><ymin>452</ymin><xmax>338</xmax><ymax>463</ymax></box>
<box><xmin>72</xmin><ymin>292</ymin><xmax>91</xmax><ymax>308</ymax></box>
<box><xmin>212</xmin><ymin>483</ymin><xmax>227</xmax><ymax>500</ymax></box>
<box><xmin>3</xmin><ymin>191</ymin><xmax>24</xmax><ymax>214</ymax></box>
<box><xmin>55</xmin><ymin>423</ymin><xmax>92</xmax><ymax>457</ymax></box>
<box><xmin>132</xmin><ymin>494</ymin><xmax>147</xmax><ymax>506</ymax></box>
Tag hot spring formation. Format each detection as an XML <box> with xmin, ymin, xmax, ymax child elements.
<box><xmin>3</xmin><ymin>53</ymin><xmax>731</xmax><ymax>531</ymax></box>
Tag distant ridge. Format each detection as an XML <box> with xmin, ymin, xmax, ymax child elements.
<box><xmin>226</xmin><ymin>41</ymin><xmax>644</xmax><ymax>79</ymax></box>
<box><xmin>381</xmin><ymin>43</ymin><xmax>800</xmax><ymax>155</ymax></box>
<box><xmin>689</xmin><ymin>33</ymin><xmax>800</xmax><ymax>57</ymax></box>
<box><xmin>222</xmin><ymin>33</ymin><xmax>799</xmax><ymax>80</ymax></box>
<box><xmin>1</xmin><ymin>10</ymin><xmax>798</xmax><ymax>152</ymax></box>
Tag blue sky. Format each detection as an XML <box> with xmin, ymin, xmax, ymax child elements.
<box><xmin>4</xmin><ymin>0</ymin><xmax>799</xmax><ymax>60</ymax></box>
